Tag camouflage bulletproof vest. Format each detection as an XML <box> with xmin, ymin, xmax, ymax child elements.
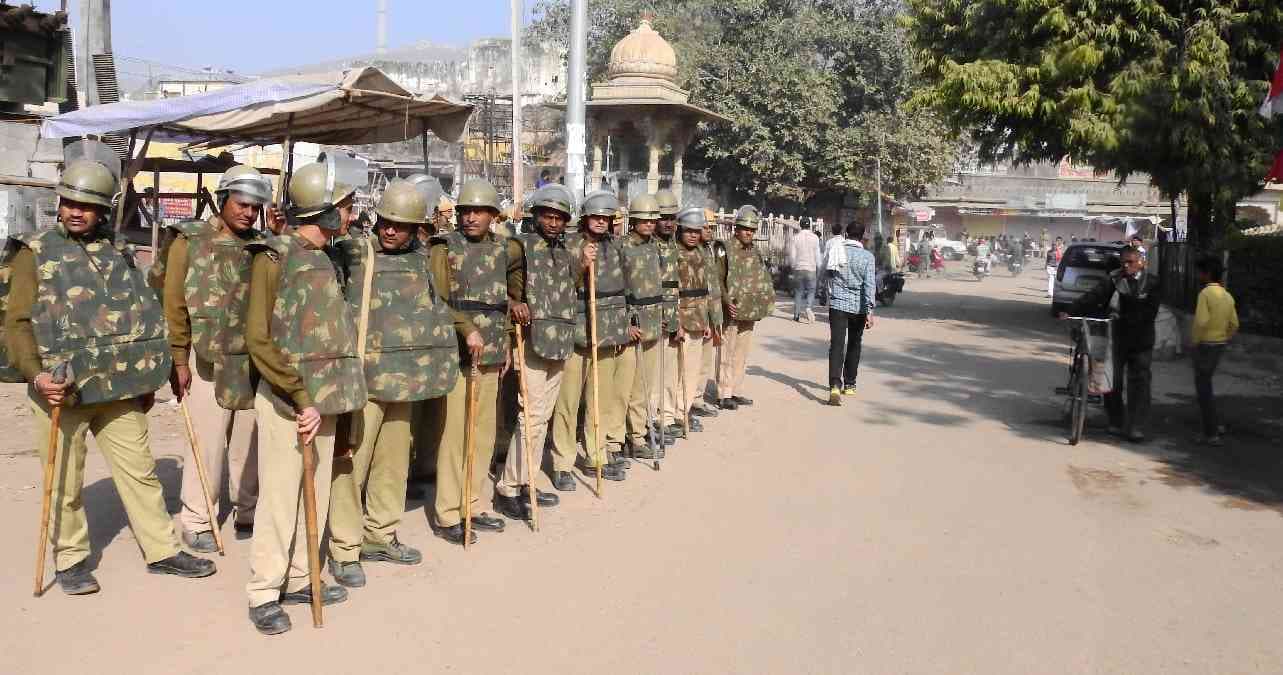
<box><xmin>721</xmin><ymin>240</ymin><xmax>775</xmax><ymax>322</ymax></box>
<box><xmin>621</xmin><ymin>235</ymin><xmax>664</xmax><ymax>341</ymax></box>
<box><xmin>0</xmin><ymin>241</ymin><xmax>25</xmax><ymax>382</ymax></box>
<box><xmin>442</xmin><ymin>231</ymin><xmax>509</xmax><ymax>367</ymax></box>
<box><xmin>566</xmin><ymin>233</ymin><xmax>629</xmax><ymax>349</ymax></box>
<box><xmin>176</xmin><ymin>218</ymin><xmax>263</xmax><ymax>410</ymax></box>
<box><xmin>517</xmin><ymin>232</ymin><xmax>576</xmax><ymax>360</ymax></box>
<box><xmin>657</xmin><ymin>237</ymin><xmax>680</xmax><ymax>332</ymax></box>
<box><xmin>677</xmin><ymin>244</ymin><xmax>710</xmax><ymax>333</ymax></box>
<box><xmin>339</xmin><ymin>236</ymin><xmax>459</xmax><ymax>402</ymax></box>
<box><xmin>249</xmin><ymin>233</ymin><xmax>366</xmax><ymax>416</ymax></box>
<box><xmin>702</xmin><ymin>243</ymin><xmax>724</xmax><ymax>328</ymax></box>
<box><xmin>15</xmin><ymin>227</ymin><xmax>171</xmax><ymax>405</ymax></box>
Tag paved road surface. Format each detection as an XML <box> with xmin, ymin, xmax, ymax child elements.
<box><xmin>3</xmin><ymin>265</ymin><xmax>1282</xmax><ymax>673</ymax></box>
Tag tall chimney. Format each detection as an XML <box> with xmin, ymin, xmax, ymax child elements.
<box><xmin>376</xmin><ymin>0</ymin><xmax>388</xmax><ymax>55</ymax></box>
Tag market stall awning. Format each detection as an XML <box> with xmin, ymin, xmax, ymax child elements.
<box><xmin>40</xmin><ymin>66</ymin><xmax>473</xmax><ymax>146</ymax></box>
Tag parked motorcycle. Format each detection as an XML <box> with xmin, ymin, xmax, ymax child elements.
<box><xmin>877</xmin><ymin>272</ymin><xmax>906</xmax><ymax>307</ymax></box>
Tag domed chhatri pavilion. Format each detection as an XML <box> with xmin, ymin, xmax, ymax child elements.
<box><xmin>587</xmin><ymin>15</ymin><xmax>728</xmax><ymax>203</ymax></box>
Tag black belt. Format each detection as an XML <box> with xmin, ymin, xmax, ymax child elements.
<box><xmin>627</xmin><ymin>294</ymin><xmax>663</xmax><ymax>307</ymax></box>
<box><xmin>661</xmin><ymin>280</ymin><xmax>679</xmax><ymax>289</ymax></box>
<box><xmin>680</xmin><ymin>288</ymin><xmax>709</xmax><ymax>298</ymax></box>
<box><xmin>449</xmin><ymin>300</ymin><xmax>509</xmax><ymax>314</ymax></box>
<box><xmin>578</xmin><ymin>288</ymin><xmax>626</xmax><ymax>299</ymax></box>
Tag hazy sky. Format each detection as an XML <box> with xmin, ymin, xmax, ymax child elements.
<box><xmin>41</xmin><ymin>1</ymin><xmax>525</xmax><ymax>75</ymax></box>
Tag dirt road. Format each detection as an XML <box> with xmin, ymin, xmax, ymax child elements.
<box><xmin>4</xmin><ymin>263</ymin><xmax>1282</xmax><ymax>673</ymax></box>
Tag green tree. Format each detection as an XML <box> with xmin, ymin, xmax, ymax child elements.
<box><xmin>530</xmin><ymin>0</ymin><xmax>960</xmax><ymax>208</ymax></box>
<box><xmin>908</xmin><ymin>0</ymin><xmax>1283</xmax><ymax>244</ymax></box>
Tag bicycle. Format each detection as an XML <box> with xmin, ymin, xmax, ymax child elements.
<box><xmin>1056</xmin><ymin>316</ymin><xmax>1113</xmax><ymax>445</ymax></box>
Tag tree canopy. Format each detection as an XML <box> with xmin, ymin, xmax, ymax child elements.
<box><xmin>529</xmin><ymin>0</ymin><xmax>960</xmax><ymax>208</ymax></box>
<box><xmin>907</xmin><ymin>0</ymin><xmax>1283</xmax><ymax>243</ymax></box>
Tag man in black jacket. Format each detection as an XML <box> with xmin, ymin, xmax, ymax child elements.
<box><xmin>1060</xmin><ymin>246</ymin><xmax>1161</xmax><ymax>442</ymax></box>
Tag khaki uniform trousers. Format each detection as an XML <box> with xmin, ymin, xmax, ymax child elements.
<box><xmin>499</xmin><ymin>345</ymin><xmax>563</xmax><ymax>497</ymax></box>
<box><xmin>717</xmin><ymin>320</ymin><xmax>756</xmax><ymax>399</ymax></box>
<box><xmin>700</xmin><ymin>334</ymin><xmax>720</xmax><ymax>407</ymax></box>
<box><xmin>410</xmin><ymin>398</ymin><xmax>442</xmax><ymax>480</ymax></box>
<box><xmin>551</xmin><ymin>345</ymin><xmax>631</xmax><ymax>469</ymax></box>
<box><xmin>663</xmin><ymin>334</ymin><xmax>707</xmax><ymax>426</ymax></box>
<box><xmin>625</xmin><ymin>338</ymin><xmax>661</xmax><ymax>448</ymax></box>
<box><xmin>246</xmin><ymin>384</ymin><xmax>337</xmax><ymax>607</ymax></box>
<box><xmin>30</xmin><ymin>393</ymin><xmax>181</xmax><ymax>571</ymax></box>
<box><xmin>179</xmin><ymin>357</ymin><xmax>258</xmax><ymax>534</ymax></box>
<box><xmin>433</xmin><ymin>365</ymin><xmax>500</xmax><ymax>529</ymax></box>
<box><xmin>329</xmin><ymin>399</ymin><xmax>413</xmax><ymax>563</ymax></box>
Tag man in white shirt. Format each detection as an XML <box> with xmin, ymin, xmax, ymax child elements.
<box><xmin>787</xmin><ymin>219</ymin><xmax>823</xmax><ymax>322</ymax></box>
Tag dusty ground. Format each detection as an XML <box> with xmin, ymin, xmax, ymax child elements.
<box><xmin>3</xmin><ymin>261</ymin><xmax>1283</xmax><ymax>674</ymax></box>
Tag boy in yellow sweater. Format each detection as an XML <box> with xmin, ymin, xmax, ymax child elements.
<box><xmin>1192</xmin><ymin>254</ymin><xmax>1239</xmax><ymax>447</ymax></box>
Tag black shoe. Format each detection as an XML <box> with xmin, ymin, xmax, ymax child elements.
<box><xmin>55</xmin><ymin>559</ymin><xmax>100</xmax><ymax>595</ymax></box>
<box><xmin>579</xmin><ymin>461</ymin><xmax>627</xmax><ymax>481</ymax></box>
<box><xmin>664</xmin><ymin>424</ymin><xmax>686</xmax><ymax>438</ymax></box>
<box><xmin>328</xmin><ymin>559</ymin><xmax>367</xmax><ymax>588</ymax></box>
<box><xmin>182</xmin><ymin>530</ymin><xmax>218</xmax><ymax>554</ymax></box>
<box><xmin>552</xmin><ymin>471</ymin><xmax>576</xmax><ymax>492</ymax></box>
<box><xmin>688</xmin><ymin>416</ymin><xmax>704</xmax><ymax>432</ymax></box>
<box><xmin>471</xmin><ymin>512</ymin><xmax>506</xmax><ymax>532</ymax></box>
<box><xmin>147</xmin><ymin>551</ymin><xmax>216</xmax><ymax>578</ymax></box>
<box><xmin>233</xmin><ymin>521</ymin><xmax>254</xmax><ymax>536</ymax></box>
<box><xmin>494</xmin><ymin>493</ymin><xmax>531</xmax><ymax>521</ymax></box>
<box><xmin>629</xmin><ymin>441</ymin><xmax>665</xmax><ymax>460</ymax></box>
<box><xmin>437</xmin><ymin>523</ymin><xmax>477</xmax><ymax>546</ymax></box>
<box><xmin>691</xmin><ymin>406</ymin><xmax>717</xmax><ymax>418</ymax></box>
<box><xmin>249</xmin><ymin>601</ymin><xmax>291</xmax><ymax>635</ymax></box>
<box><xmin>526</xmin><ymin>487</ymin><xmax>559</xmax><ymax>507</ymax></box>
<box><xmin>359</xmin><ymin>537</ymin><xmax>422</xmax><ymax>565</ymax></box>
<box><xmin>608</xmin><ymin>451</ymin><xmax>631</xmax><ymax>469</ymax></box>
<box><xmin>717</xmin><ymin>398</ymin><xmax>739</xmax><ymax>411</ymax></box>
<box><xmin>282</xmin><ymin>582</ymin><xmax>347</xmax><ymax>606</ymax></box>
<box><xmin>731</xmin><ymin>396</ymin><xmax>753</xmax><ymax>406</ymax></box>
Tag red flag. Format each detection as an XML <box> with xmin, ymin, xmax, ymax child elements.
<box><xmin>1268</xmin><ymin>150</ymin><xmax>1283</xmax><ymax>184</ymax></box>
<box><xmin>1262</xmin><ymin>46</ymin><xmax>1283</xmax><ymax>118</ymax></box>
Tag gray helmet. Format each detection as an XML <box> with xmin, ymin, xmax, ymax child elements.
<box><xmin>629</xmin><ymin>193</ymin><xmax>661</xmax><ymax>220</ymax></box>
<box><xmin>375</xmin><ymin>178</ymin><xmax>428</xmax><ymax>224</ymax></box>
<box><xmin>734</xmin><ymin>205</ymin><xmax>760</xmax><ymax>230</ymax></box>
<box><xmin>580</xmin><ymin>190</ymin><xmax>619</xmax><ymax>219</ymax></box>
<box><xmin>405</xmin><ymin>173</ymin><xmax>443</xmax><ymax>213</ymax></box>
<box><xmin>56</xmin><ymin>160</ymin><xmax>117</xmax><ymax>209</ymax></box>
<box><xmin>529</xmin><ymin>185</ymin><xmax>573</xmax><ymax>219</ymax></box>
<box><xmin>216</xmin><ymin>165</ymin><xmax>273</xmax><ymax>206</ymax></box>
<box><xmin>654</xmin><ymin>188</ymin><xmax>679</xmax><ymax>217</ymax></box>
<box><xmin>289</xmin><ymin>162</ymin><xmax>356</xmax><ymax>218</ymax></box>
<box><xmin>675</xmin><ymin>206</ymin><xmax>706</xmax><ymax>231</ymax></box>
<box><xmin>456</xmin><ymin>178</ymin><xmax>501</xmax><ymax>213</ymax></box>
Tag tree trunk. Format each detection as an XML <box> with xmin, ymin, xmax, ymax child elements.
<box><xmin>1186</xmin><ymin>190</ymin><xmax>1236</xmax><ymax>247</ymax></box>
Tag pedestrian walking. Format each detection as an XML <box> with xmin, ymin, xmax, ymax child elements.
<box><xmin>715</xmin><ymin>205</ymin><xmax>775</xmax><ymax>410</ymax></box>
<box><xmin>327</xmin><ymin>179</ymin><xmax>458</xmax><ymax>590</ymax></box>
<box><xmin>6</xmin><ymin>160</ymin><xmax>216</xmax><ymax>596</ymax></box>
<box><xmin>825</xmin><ymin>223</ymin><xmax>875</xmax><ymax>406</ymax></box>
<box><xmin>1046</xmin><ymin>237</ymin><xmax>1064</xmax><ymax>297</ymax></box>
<box><xmin>494</xmin><ymin>185</ymin><xmax>584</xmax><ymax>520</ymax></box>
<box><xmin>1061</xmin><ymin>245</ymin><xmax>1161</xmax><ymax>442</ymax></box>
<box><xmin>788</xmin><ymin>219</ymin><xmax>821</xmax><ymax>322</ymax></box>
<box><xmin>243</xmin><ymin>161</ymin><xmax>368</xmax><ymax>634</ymax></box>
<box><xmin>155</xmin><ymin>165</ymin><xmax>272</xmax><ymax>554</ymax></box>
<box><xmin>427</xmin><ymin>179</ymin><xmax>511</xmax><ymax>546</ymax></box>
<box><xmin>1191</xmin><ymin>254</ymin><xmax>1238</xmax><ymax>447</ymax></box>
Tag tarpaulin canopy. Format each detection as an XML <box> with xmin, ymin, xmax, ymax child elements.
<box><xmin>40</xmin><ymin>67</ymin><xmax>473</xmax><ymax>147</ymax></box>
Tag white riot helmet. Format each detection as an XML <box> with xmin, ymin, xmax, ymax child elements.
<box><xmin>215</xmin><ymin>165</ymin><xmax>273</xmax><ymax>209</ymax></box>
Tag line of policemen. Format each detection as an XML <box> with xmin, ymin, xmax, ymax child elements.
<box><xmin>0</xmin><ymin>158</ymin><xmax>774</xmax><ymax>636</ymax></box>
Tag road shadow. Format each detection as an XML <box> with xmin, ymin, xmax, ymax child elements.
<box><xmin>746</xmin><ymin>364</ymin><xmax>828</xmax><ymax>404</ymax></box>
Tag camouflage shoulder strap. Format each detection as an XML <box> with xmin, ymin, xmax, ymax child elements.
<box><xmin>245</xmin><ymin>236</ymin><xmax>291</xmax><ymax>262</ymax></box>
